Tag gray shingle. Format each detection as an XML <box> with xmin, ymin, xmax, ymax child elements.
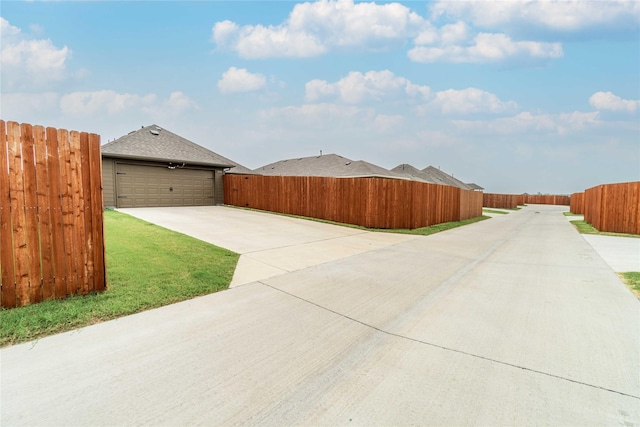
<box><xmin>466</xmin><ymin>182</ymin><xmax>484</xmax><ymax>191</ymax></box>
<box><xmin>421</xmin><ymin>166</ymin><xmax>472</xmax><ymax>190</ymax></box>
<box><xmin>254</xmin><ymin>153</ymin><xmax>414</xmax><ymax>180</ymax></box>
<box><xmin>391</xmin><ymin>164</ymin><xmax>439</xmax><ymax>184</ymax></box>
<box><xmin>101</xmin><ymin>124</ymin><xmax>243</xmax><ymax>169</ymax></box>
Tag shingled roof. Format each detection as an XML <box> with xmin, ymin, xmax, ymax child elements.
<box><xmin>101</xmin><ymin>124</ymin><xmax>246</xmax><ymax>170</ymax></box>
<box><xmin>421</xmin><ymin>166</ymin><xmax>472</xmax><ymax>190</ymax></box>
<box><xmin>466</xmin><ymin>182</ymin><xmax>484</xmax><ymax>191</ymax></box>
<box><xmin>254</xmin><ymin>153</ymin><xmax>415</xmax><ymax>180</ymax></box>
<box><xmin>391</xmin><ymin>164</ymin><xmax>439</xmax><ymax>184</ymax></box>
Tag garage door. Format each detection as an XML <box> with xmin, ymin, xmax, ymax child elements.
<box><xmin>115</xmin><ymin>163</ymin><xmax>214</xmax><ymax>208</ymax></box>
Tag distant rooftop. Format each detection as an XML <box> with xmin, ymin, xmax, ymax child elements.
<box><xmin>254</xmin><ymin>153</ymin><xmax>417</xmax><ymax>180</ymax></box>
<box><xmin>421</xmin><ymin>166</ymin><xmax>473</xmax><ymax>190</ymax></box>
<box><xmin>101</xmin><ymin>124</ymin><xmax>250</xmax><ymax>172</ymax></box>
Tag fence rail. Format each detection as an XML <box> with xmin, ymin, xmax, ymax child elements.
<box><xmin>224</xmin><ymin>175</ymin><xmax>482</xmax><ymax>229</ymax></box>
<box><xmin>570</xmin><ymin>192</ymin><xmax>584</xmax><ymax>214</ymax></box>
<box><xmin>0</xmin><ymin>120</ymin><xmax>106</xmax><ymax>308</ymax></box>
<box><xmin>584</xmin><ymin>182</ymin><xmax>640</xmax><ymax>235</ymax></box>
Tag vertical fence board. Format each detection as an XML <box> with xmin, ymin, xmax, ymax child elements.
<box><xmin>21</xmin><ymin>124</ymin><xmax>43</xmax><ymax>303</ymax></box>
<box><xmin>69</xmin><ymin>131</ymin><xmax>87</xmax><ymax>294</ymax></box>
<box><xmin>7</xmin><ymin>122</ymin><xmax>30</xmax><ymax>306</ymax></box>
<box><xmin>57</xmin><ymin>129</ymin><xmax>78</xmax><ymax>297</ymax></box>
<box><xmin>88</xmin><ymin>133</ymin><xmax>106</xmax><ymax>292</ymax></box>
<box><xmin>80</xmin><ymin>132</ymin><xmax>94</xmax><ymax>294</ymax></box>
<box><xmin>46</xmin><ymin>127</ymin><xmax>67</xmax><ymax>300</ymax></box>
<box><xmin>34</xmin><ymin>126</ymin><xmax>55</xmax><ymax>300</ymax></box>
<box><xmin>0</xmin><ymin>120</ymin><xmax>16</xmax><ymax>308</ymax></box>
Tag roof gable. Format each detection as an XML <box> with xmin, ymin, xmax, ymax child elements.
<box><xmin>421</xmin><ymin>166</ymin><xmax>472</xmax><ymax>190</ymax></box>
<box><xmin>101</xmin><ymin>125</ymin><xmax>236</xmax><ymax>168</ymax></box>
<box><xmin>391</xmin><ymin>164</ymin><xmax>438</xmax><ymax>184</ymax></box>
<box><xmin>254</xmin><ymin>153</ymin><xmax>412</xmax><ymax>180</ymax></box>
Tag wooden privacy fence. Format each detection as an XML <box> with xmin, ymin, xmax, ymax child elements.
<box><xmin>483</xmin><ymin>193</ymin><xmax>519</xmax><ymax>209</ymax></box>
<box><xmin>0</xmin><ymin>120</ymin><xmax>106</xmax><ymax>309</ymax></box>
<box><xmin>524</xmin><ymin>194</ymin><xmax>570</xmax><ymax>205</ymax></box>
<box><xmin>224</xmin><ymin>174</ymin><xmax>482</xmax><ymax>229</ymax></box>
<box><xmin>570</xmin><ymin>192</ymin><xmax>584</xmax><ymax>214</ymax></box>
<box><xmin>584</xmin><ymin>182</ymin><xmax>640</xmax><ymax>235</ymax></box>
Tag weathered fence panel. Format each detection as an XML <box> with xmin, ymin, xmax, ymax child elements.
<box><xmin>0</xmin><ymin>120</ymin><xmax>106</xmax><ymax>308</ymax></box>
<box><xmin>570</xmin><ymin>192</ymin><xmax>584</xmax><ymax>214</ymax></box>
<box><xmin>483</xmin><ymin>193</ymin><xmax>519</xmax><ymax>209</ymax></box>
<box><xmin>584</xmin><ymin>182</ymin><xmax>640</xmax><ymax>235</ymax></box>
<box><xmin>224</xmin><ymin>174</ymin><xmax>483</xmax><ymax>229</ymax></box>
<box><xmin>524</xmin><ymin>194</ymin><xmax>570</xmax><ymax>205</ymax></box>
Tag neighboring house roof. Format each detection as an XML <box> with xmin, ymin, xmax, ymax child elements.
<box><xmin>101</xmin><ymin>124</ymin><xmax>239</xmax><ymax>169</ymax></box>
<box><xmin>254</xmin><ymin>153</ymin><xmax>413</xmax><ymax>180</ymax></box>
<box><xmin>421</xmin><ymin>166</ymin><xmax>473</xmax><ymax>190</ymax></box>
<box><xmin>466</xmin><ymin>182</ymin><xmax>484</xmax><ymax>191</ymax></box>
<box><xmin>391</xmin><ymin>164</ymin><xmax>439</xmax><ymax>184</ymax></box>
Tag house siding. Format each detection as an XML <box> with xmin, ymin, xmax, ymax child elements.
<box><xmin>214</xmin><ymin>169</ymin><xmax>224</xmax><ymax>205</ymax></box>
<box><xmin>102</xmin><ymin>158</ymin><xmax>116</xmax><ymax>208</ymax></box>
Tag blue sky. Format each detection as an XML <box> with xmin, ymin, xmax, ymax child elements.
<box><xmin>1</xmin><ymin>0</ymin><xmax>638</xmax><ymax>194</ymax></box>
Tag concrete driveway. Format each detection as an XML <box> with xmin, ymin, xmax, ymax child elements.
<box><xmin>117</xmin><ymin>206</ymin><xmax>419</xmax><ymax>286</ymax></box>
<box><xmin>2</xmin><ymin>205</ymin><xmax>639</xmax><ymax>426</ymax></box>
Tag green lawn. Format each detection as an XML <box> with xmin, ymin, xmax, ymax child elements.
<box><xmin>236</xmin><ymin>206</ymin><xmax>489</xmax><ymax>235</ymax></box>
<box><xmin>483</xmin><ymin>209</ymin><xmax>509</xmax><ymax>215</ymax></box>
<box><xmin>375</xmin><ymin>216</ymin><xmax>490</xmax><ymax>235</ymax></box>
<box><xmin>0</xmin><ymin>210</ymin><xmax>239</xmax><ymax>347</ymax></box>
<box><xmin>618</xmin><ymin>272</ymin><xmax>640</xmax><ymax>298</ymax></box>
<box><xmin>563</xmin><ymin>212</ymin><xmax>583</xmax><ymax>216</ymax></box>
<box><xmin>570</xmin><ymin>220</ymin><xmax>639</xmax><ymax>238</ymax></box>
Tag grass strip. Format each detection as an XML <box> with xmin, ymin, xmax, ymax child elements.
<box><xmin>233</xmin><ymin>206</ymin><xmax>489</xmax><ymax>235</ymax></box>
<box><xmin>373</xmin><ymin>216</ymin><xmax>491</xmax><ymax>236</ymax></box>
<box><xmin>483</xmin><ymin>209</ymin><xmax>509</xmax><ymax>215</ymax></box>
<box><xmin>0</xmin><ymin>210</ymin><xmax>239</xmax><ymax>347</ymax></box>
<box><xmin>618</xmin><ymin>272</ymin><xmax>640</xmax><ymax>298</ymax></box>
<box><xmin>563</xmin><ymin>212</ymin><xmax>583</xmax><ymax>216</ymax></box>
<box><xmin>570</xmin><ymin>220</ymin><xmax>639</xmax><ymax>238</ymax></box>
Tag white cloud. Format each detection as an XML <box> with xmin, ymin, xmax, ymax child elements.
<box><xmin>589</xmin><ymin>91</ymin><xmax>639</xmax><ymax>113</ymax></box>
<box><xmin>60</xmin><ymin>90</ymin><xmax>157</xmax><ymax>115</ymax></box>
<box><xmin>217</xmin><ymin>67</ymin><xmax>267</xmax><ymax>94</ymax></box>
<box><xmin>453</xmin><ymin>111</ymin><xmax>601</xmax><ymax>135</ymax></box>
<box><xmin>0</xmin><ymin>92</ymin><xmax>60</xmax><ymax>119</ymax></box>
<box><xmin>430</xmin><ymin>0</ymin><xmax>640</xmax><ymax>33</ymax></box>
<box><xmin>1</xmin><ymin>17</ymin><xmax>20</xmax><ymax>37</ymax></box>
<box><xmin>421</xmin><ymin>88</ymin><xmax>518</xmax><ymax>115</ymax></box>
<box><xmin>305</xmin><ymin>70</ymin><xmax>430</xmax><ymax>103</ymax></box>
<box><xmin>409</xmin><ymin>33</ymin><xmax>562</xmax><ymax>64</ymax></box>
<box><xmin>373</xmin><ymin>114</ymin><xmax>405</xmax><ymax>132</ymax></box>
<box><xmin>0</xmin><ymin>17</ymin><xmax>72</xmax><ymax>88</ymax></box>
<box><xmin>212</xmin><ymin>0</ymin><xmax>425</xmax><ymax>58</ymax></box>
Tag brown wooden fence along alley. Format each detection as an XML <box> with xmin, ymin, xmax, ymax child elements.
<box><xmin>0</xmin><ymin>120</ymin><xmax>106</xmax><ymax>309</ymax></box>
<box><xmin>483</xmin><ymin>193</ymin><xmax>519</xmax><ymax>209</ymax></box>
<box><xmin>570</xmin><ymin>192</ymin><xmax>585</xmax><ymax>214</ymax></box>
<box><xmin>583</xmin><ymin>182</ymin><xmax>640</xmax><ymax>235</ymax></box>
<box><xmin>224</xmin><ymin>174</ymin><xmax>483</xmax><ymax>230</ymax></box>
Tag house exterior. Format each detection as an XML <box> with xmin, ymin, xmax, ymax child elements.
<box><xmin>254</xmin><ymin>153</ymin><xmax>422</xmax><ymax>181</ymax></box>
<box><xmin>466</xmin><ymin>183</ymin><xmax>484</xmax><ymax>191</ymax></box>
<box><xmin>420</xmin><ymin>166</ymin><xmax>473</xmax><ymax>190</ymax></box>
<box><xmin>101</xmin><ymin>125</ymin><xmax>246</xmax><ymax>208</ymax></box>
<box><xmin>392</xmin><ymin>164</ymin><xmax>478</xmax><ymax>190</ymax></box>
<box><xmin>391</xmin><ymin>164</ymin><xmax>438</xmax><ymax>184</ymax></box>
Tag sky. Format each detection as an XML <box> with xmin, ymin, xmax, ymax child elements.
<box><xmin>1</xmin><ymin>0</ymin><xmax>639</xmax><ymax>194</ymax></box>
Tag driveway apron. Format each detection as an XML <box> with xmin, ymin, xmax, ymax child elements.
<box><xmin>1</xmin><ymin>205</ymin><xmax>638</xmax><ymax>426</ymax></box>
